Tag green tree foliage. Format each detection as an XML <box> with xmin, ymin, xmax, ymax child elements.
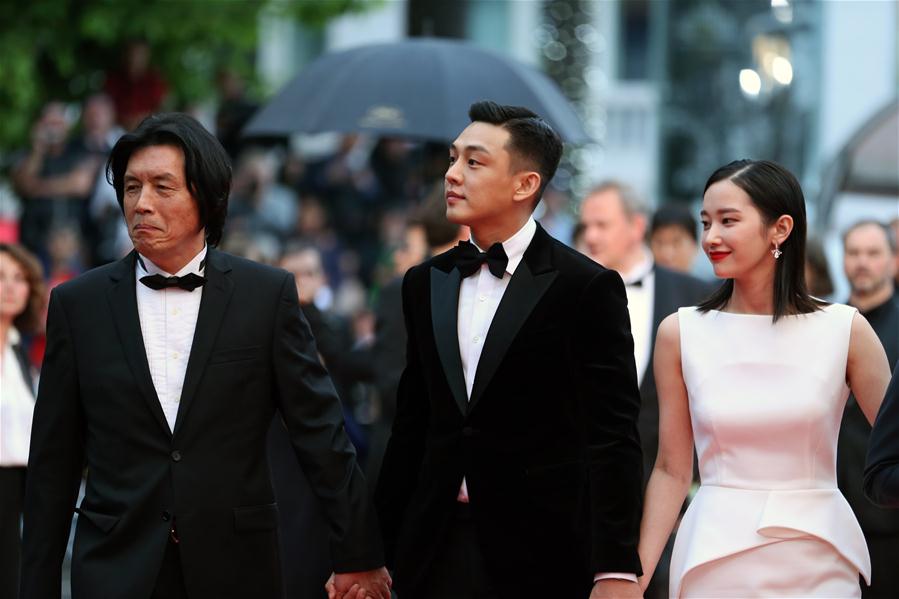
<box><xmin>0</xmin><ymin>0</ymin><xmax>376</xmax><ymax>151</ymax></box>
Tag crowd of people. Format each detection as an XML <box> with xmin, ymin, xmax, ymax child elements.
<box><xmin>0</xmin><ymin>46</ymin><xmax>898</xmax><ymax>599</ymax></box>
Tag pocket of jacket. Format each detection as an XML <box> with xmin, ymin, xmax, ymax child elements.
<box><xmin>208</xmin><ymin>345</ymin><xmax>263</xmax><ymax>364</ymax></box>
<box><xmin>74</xmin><ymin>506</ymin><xmax>121</xmax><ymax>534</ymax></box>
<box><xmin>233</xmin><ymin>503</ymin><xmax>279</xmax><ymax>532</ymax></box>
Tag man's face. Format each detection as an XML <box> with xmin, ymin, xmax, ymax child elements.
<box><xmin>844</xmin><ymin>224</ymin><xmax>896</xmax><ymax>296</ymax></box>
<box><xmin>445</xmin><ymin>122</ymin><xmax>522</xmax><ymax>228</ymax></box>
<box><xmin>281</xmin><ymin>250</ymin><xmax>325</xmax><ymax>305</ymax></box>
<box><xmin>579</xmin><ymin>190</ymin><xmax>645</xmax><ymax>270</ymax></box>
<box><xmin>393</xmin><ymin>224</ymin><xmax>428</xmax><ymax>276</ymax></box>
<box><xmin>123</xmin><ymin>144</ymin><xmax>204</xmax><ymax>270</ymax></box>
<box><xmin>650</xmin><ymin>225</ymin><xmax>698</xmax><ymax>273</ymax></box>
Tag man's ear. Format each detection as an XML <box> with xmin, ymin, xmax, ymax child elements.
<box><xmin>512</xmin><ymin>171</ymin><xmax>541</xmax><ymax>206</ymax></box>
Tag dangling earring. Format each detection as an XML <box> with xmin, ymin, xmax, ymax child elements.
<box><xmin>772</xmin><ymin>243</ymin><xmax>782</xmax><ymax>259</ymax></box>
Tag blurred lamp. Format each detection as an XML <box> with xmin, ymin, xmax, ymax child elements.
<box><xmin>772</xmin><ymin>56</ymin><xmax>794</xmax><ymax>85</ymax></box>
<box><xmin>740</xmin><ymin>69</ymin><xmax>762</xmax><ymax>97</ymax></box>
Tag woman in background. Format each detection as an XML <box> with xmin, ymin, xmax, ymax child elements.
<box><xmin>0</xmin><ymin>243</ymin><xmax>45</xmax><ymax>599</ymax></box>
<box><xmin>637</xmin><ymin>160</ymin><xmax>891</xmax><ymax>597</ymax></box>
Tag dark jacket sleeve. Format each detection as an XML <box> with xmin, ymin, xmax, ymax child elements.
<box><xmin>271</xmin><ymin>273</ymin><xmax>384</xmax><ymax>572</ymax></box>
<box><xmin>373</xmin><ymin>268</ymin><xmax>430</xmax><ymax>568</ymax></box>
<box><xmin>864</xmin><ymin>363</ymin><xmax>899</xmax><ymax>508</ymax></box>
<box><xmin>573</xmin><ymin>269</ymin><xmax>644</xmax><ymax>574</ymax></box>
<box><xmin>21</xmin><ymin>289</ymin><xmax>86</xmax><ymax>599</ymax></box>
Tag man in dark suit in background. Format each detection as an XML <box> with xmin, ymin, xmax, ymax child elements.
<box><xmin>21</xmin><ymin>113</ymin><xmax>389</xmax><ymax>599</ymax></box>
<box><xmin>374</xmin><ymin>102</ymin><xmax>644</xmax><ymax>599</ymax></box>
<box><xmin>838</xmin><ymin>220</ymin><xmax>899</xmax><ymax>599</ymax></box>
<box><xmin>578</xmin><ymin>182</ymin><xmax>710</xmax><ymax>599</ymax></box>
<box><xmin>866</xmin><ymin>363</ymin><xmax>899</xmax><ymax>508</ymax></box>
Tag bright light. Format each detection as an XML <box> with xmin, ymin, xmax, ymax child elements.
<box><xmin>772</xmin><ymin>56</ymin><xmax>793</xmax><ymax>85</ymax></box>
<box><xmin>771</xmin><ymin>0</ymin><xmax>793</xmax><ymax>23</ymax></box>
<box><xmin>740</xmin><ymin>69</ymin><xmax>762</xmax><ymax>96</ymax></box>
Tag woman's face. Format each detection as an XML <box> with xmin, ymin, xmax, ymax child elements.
<box><xmin>700</xmin><ymin>179</ymin><xmax>776</xmax><ymax>279</ymax></box>
<box><xmin>0</xmin><ymin>252</ymin><xmax>30</xmax><ymax>321</ymax></box>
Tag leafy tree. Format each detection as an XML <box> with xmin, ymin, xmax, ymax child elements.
<box><xmin>0</xmin><ymin>0</ymin><xmax>376</xmax><ymax>153</ymax></box>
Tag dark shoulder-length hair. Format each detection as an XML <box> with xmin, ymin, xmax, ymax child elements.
<box><xmin>696</xmin><ymin>159</ymin><xmax>826</xmax><ymax>322</ymax></box>
<box><xmin>0</xmin><ymin>243</ymin><xmax>46</xmax><ymax>334</ymax></box>
<box><xmin>107</xmin><ymin>113</ymin><xmax>231</xmax><ymax>246</ymax></box>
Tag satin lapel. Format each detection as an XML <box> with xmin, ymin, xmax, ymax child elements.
<box><xmin>172</xmin><ymin>250</ymin><xmax>234</xmax><ymax>438</ymax></box>
<box><xmin>106</xmin><ymin>252</ymin><xmax>172</xmax><ymax>439</ymax></box>
<box><xmin>430</xmin><ymin>266</ymin><xmax>467</xmax><ymax>415</ymax></box>
<box><xmin>468</xmin><ymin>259</ymin><xmax>557</xmax><ymax>411</ymax></box>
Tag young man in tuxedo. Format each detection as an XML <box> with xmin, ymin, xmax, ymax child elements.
<box><xmin>374</xmin><ymin>102</ymin><xmax>644</xmax><ymax>599</ymax></box>
<box><xmin>21</xmin><ymin>113</ymin><xmax>389</xmax><ymax>599</ymax></box>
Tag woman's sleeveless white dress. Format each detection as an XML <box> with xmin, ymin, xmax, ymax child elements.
<box><xmin>670</xmin><ymin>304</ymin><xmax>871</xmax><ymax>598</ymax></box>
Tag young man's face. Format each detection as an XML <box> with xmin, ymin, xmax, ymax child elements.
<box><xmin>444</xmin><ymin>122</ymin><xmax>524</xmax><ymax>229</ymax></box>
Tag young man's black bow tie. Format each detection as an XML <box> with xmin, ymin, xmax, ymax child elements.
<box><xmin>455</xmin><ymin>240</ymin><xmax>508</xmax><ymax>279</ymax></box>
<box><xmin>140</xmin><ymin>273</ymin><xmax>206</xmax><ymax>292</ymax></box>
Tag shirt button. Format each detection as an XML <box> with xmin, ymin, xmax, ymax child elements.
<box><xmin>479</xmin><ymin>295</ymin><xmax>487</xmax><ymax>302</ymax></box>
<box><xmin>171</xmin><ymin>450</ymin><xmax>182</xmax><ymax>462</ymax></box>
<box><xmin>473</xmin><ymin>336</ymin><xmax>481</xmax><ymax>344</ymax></box>
<box><xmin>162</xmin><ymin>510</ymin><xmax>172</xmax><ymax>522</ymax></box>
<box><xmin>171</xmin><ymin>307</ymin><xmax>180</xmax><ymax>316</ymax></box>
<box><xmin>172</xmin><ymin>352</ymin><xmax>179</xmax><ymax>360</ymax></box>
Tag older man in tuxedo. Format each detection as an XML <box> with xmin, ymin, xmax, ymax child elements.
<box><xmin>21</xmin><ymin>113</ymin><xmax>389</xmax><ymax>599</ymax></box>
<box><xmin>578</xmin><ymin>184</ymin><xmax>709</xmax><ymax>599</ymax></box>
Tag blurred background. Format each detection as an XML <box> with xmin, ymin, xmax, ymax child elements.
<box><xmin>0</xmin><ymin>0</ymin><xmax>896</xmax><ymax>295</ymax></box>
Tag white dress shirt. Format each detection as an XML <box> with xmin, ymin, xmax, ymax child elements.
<box><xmin>455</xmin><ymin>217</ymin><xmax>536</xmax><ymax>503</ymax></box>
<box><xmin>619</xmin><ymin>249</ymin><xmax>655</xmax><ymax>387</ymax></box>
<box><xmin>135</xmin><ymin>246</ymin><xmax>207</xmax><ymax>432</ymax></box>
<box><xmin>0</xmin><ymin>327</ymin><xmax>36</xmax><ymax>466</ymax></box>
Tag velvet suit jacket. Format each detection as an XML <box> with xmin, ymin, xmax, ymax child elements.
<box><xmin>375</xmin><ymin>225</ymin><xmax>643</xmax><ymax>598</ymax></box>
<box><xmin>21</xmin><ymin>250</ymin><xmax>382</xmax><ymax>599</ymax></box>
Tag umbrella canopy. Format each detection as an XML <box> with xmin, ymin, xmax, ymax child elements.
<box><xmin>243</xmin><ymin>37</ymin><xmax>590</xmax><ymax>144</ymax></box>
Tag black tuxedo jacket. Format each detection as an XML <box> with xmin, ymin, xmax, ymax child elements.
<box><xmin>21</xmin><ymin>250</ymin><xmax>382</xmax><ymax>599</ymax></box>
<box><xmin>375</xmin><ymin>225</ymin><xmax>643</xmax><ymax>598</ymax></box>
<box><xmin>865</xmin><ymin>362</ymin><xmax>899</xmax><ymax>508</ymax></box>
<box><xmin>637</xmin><ymin>267</ymin><xmax>713</xmax><ymax>483</ymax></box>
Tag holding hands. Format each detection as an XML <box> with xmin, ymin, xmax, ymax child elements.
<box><xmin>325</xmin><ymin>567</ymin><xmax>392</xmax><ymax>599</ymax></box>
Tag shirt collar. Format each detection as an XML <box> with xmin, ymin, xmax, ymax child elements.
<box><xmin>470</xmin><ymin>217</ymin><xmax>537</xmax><ymax>276</ymax></box>
<box><xmin>8</xmin><ymin>326</ymin><xmax>21</xmax><ymax>347</ymax></box>
<box><xmin>137</xmin><ymin>245</ymin><xmax>208</xmax><ymax>278</ymax></box>
<box><xmin>620</xmin><ymin>247</ymin><xmax>654</xmax><ymax>286</ymax></box>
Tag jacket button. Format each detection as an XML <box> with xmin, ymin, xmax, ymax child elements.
<box><xmin>171</xmin><ymin>450</ymin><xmax>182</xmax><ymax>462</ymax></box>
<box><xmin>162</xmin><ymin>510</ymin><xmax>171</xmax><ymax>522</ymax></box>
<box><xmin>462</xmin><ymin>427</ymin><xmax>476</xmax><ymax>437</ymax></box>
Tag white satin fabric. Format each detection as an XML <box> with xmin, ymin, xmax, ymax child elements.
<box><xmin>670</xmin><ymin>304</ymin><xmax>870</xmax><ymax>598</ymax></box>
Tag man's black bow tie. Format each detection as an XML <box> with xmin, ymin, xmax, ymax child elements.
<box><xmin>455</xmin><ymin>240</ymin><xmax>508</xmax><ymax>279</ymax></box>
<box><xmin>140</xmin><ymin>273</ymin><xmax>206</xmax><ymax>292</ymax></box>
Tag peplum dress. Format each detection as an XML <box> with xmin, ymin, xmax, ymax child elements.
<box><xmin>670</xmin><ymin>304</ymin><xmax>871</xmax><ymax>598</ymax></box>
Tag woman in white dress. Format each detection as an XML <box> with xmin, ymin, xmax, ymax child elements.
<box><xmin>637</xmin><ymin>160</ymin><xmax>892</xmax><ymax>598</ymax></box>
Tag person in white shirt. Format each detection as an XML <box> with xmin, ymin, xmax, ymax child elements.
<box><xmin>579</xmin><ymin>183</ymin><xmax>711</xmax><ymax>599</ymax></box>
<box><xmin>0</xmin><ymin>243</ymin><xmax>45</xmax><ymax>599</ymax></box>
<box><xmin>374</xmin><ymin>101</ymin><xmax>644</xmax><ymax>599</ymax></box>
<box><xmin>21</xmin><ymin>113</ymin><xmax>389</xmax><ymax>599</ymax></box>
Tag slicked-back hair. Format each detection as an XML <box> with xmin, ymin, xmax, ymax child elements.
<box><xmin>696</xmin><ymin>159</ymin><xmax>826</xmax><ymax>322</ymax></box>
<box><xmin>107</xmin><ymin>113</ymin><xmax>231</xmax><ymax>246</ymax></box>
<box><xmin>468</xmin><ymin>100</ymin><xmax>563</xmax><ymax>205</ymax></box>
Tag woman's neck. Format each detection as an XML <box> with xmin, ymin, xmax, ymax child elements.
<box><xmin>729</xmin><ymin>264</ymin><xmax>776</xmax><ymax>315</ymax></box>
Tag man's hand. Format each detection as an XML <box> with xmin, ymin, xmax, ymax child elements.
<box><xmin>590</xmin><ymin>578</ymin><xmax>643</xmax><ymax>599</ymax></box>
<box><xmin>325</xmin><ymin>567</ymin><xmax>392</xmax><ymax>599</ymax></box>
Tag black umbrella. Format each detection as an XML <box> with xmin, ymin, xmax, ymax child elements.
<box><xmin>243</xmin><ymin>37</ymin><xmax>590</xmax><ymax>144</ymax></box>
